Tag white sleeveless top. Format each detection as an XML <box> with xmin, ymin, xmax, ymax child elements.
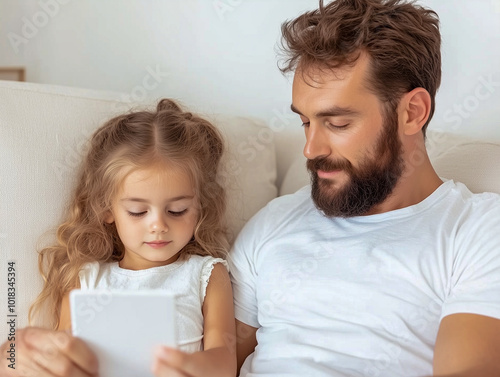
<box><xmin>78</xmin><ymin>254</ymin><xmax>228</xmax><ymax>353</ymax></box>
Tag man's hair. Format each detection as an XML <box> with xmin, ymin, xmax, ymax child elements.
<box><xmin>280</xmin><ymin>0</ymin><xmax>441</xmax><ymax>136</ymax></box>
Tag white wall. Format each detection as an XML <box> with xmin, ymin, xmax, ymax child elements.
<box><xmin>1</xmin><ymin>0</ymin><xmax>499</xmax><ymax>140</ymax></box>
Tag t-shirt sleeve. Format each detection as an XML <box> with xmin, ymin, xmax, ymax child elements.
<box><xmin>440</xmin><ymin>201</ymin><xmax>500</xmax><ymax>321</ymax></box>
<box><xmin>227</xmin><ymin>213</ymin><xmax>263</xmax><ymax>329</ymax></box>
<box><xmin>199</xmin><ymin>257</ymin><xmax>229</xmax><ymax>303</ymax></box>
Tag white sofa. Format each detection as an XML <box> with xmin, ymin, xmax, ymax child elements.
<box><xmin>1</xmin><ymin>80</ymin><xmax>500</xmax><ymax>341</ymax></box>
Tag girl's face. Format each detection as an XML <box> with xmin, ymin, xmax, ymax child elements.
<box><xmin>107</xmin><ymin>165</ymin><xmax>199</xmax><ymax>270</ymax></box>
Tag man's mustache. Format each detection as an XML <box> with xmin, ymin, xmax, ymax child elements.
<box><xmin>306</xmin><ymin>157</ymin><xmax>352</xmax><ymax>173</ymax></box>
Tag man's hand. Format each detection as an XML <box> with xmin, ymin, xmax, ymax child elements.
<box><xmin>0</xmin><ymin>327</ymin><xmax>98</xmax><ymax>377</ymax></box>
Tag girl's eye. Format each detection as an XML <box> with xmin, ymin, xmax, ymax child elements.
<box><xmin>169</xmin><ymin>209</ymin><xmax>188</xmax><ymax>217</ymax></box>
<box><xmin>127</xmin><ymin>211</ymin><xmax>147</xmax><ymax>217</ymax></box>
<box><xmin>301</xmin><ymin>122</ymin><xmax>310</xmax><ymax>128</ymax></box>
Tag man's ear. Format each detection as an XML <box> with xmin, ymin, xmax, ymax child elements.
<box><xmin>399</xmin><ymin>88</ymin><xmax>432</xmax><ymax>136</ymax></box>
<box><xmin>104</xmin><ymin>211</ymin><xmax>114</xmax><ymax>224</ymax></box>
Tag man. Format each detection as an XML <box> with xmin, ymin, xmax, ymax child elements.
<box><xmin>229</xmin><ymin>0</ymin><xmax>500</xmax><ymax>376</ymax></box>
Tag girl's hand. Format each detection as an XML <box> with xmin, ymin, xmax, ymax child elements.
<box><xmin>151</xmin><ymin>346</ymin><xmax>196</xmax><ymax>377</ymax></box>
<box><xmin>151</xmin><ymin>346</ymin><xmax>236</xmax><ymax>377</ymax></box>
<box><xmin>0</xmin><ymin>327</ymin><xmax>98</xmax><ymax>377</ymax></box>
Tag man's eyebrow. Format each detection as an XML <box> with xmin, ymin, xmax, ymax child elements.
<box><xmin>120</xmin><ymin>195</ymin><xmax>194</xmax><ymax>203</ymax></box>
<box><xmin>290</xmin><ymin>104</ymin><xmax>360</xmax><ymax>118</ymax></box>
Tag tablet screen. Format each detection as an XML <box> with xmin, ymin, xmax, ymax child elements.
<box><xmin>70</xmin><ymin>290</ymin><xmax>176</xmax><ymax>377</ymax></box>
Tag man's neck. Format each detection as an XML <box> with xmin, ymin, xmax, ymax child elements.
<box><xmin>365</xmin><ymin>151</ymin><xmax>443</xmax><ymax>216</ymax></box>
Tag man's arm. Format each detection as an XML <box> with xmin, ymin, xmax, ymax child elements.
<box><xmin>433</xmin><ymin>313</ymin><xmax>500</xmax><ymax>376</ymax></box>
<box><xmin>236</xmin><ymin>320</ymin><xmax>257</xmax><ymax>375</ymax></box>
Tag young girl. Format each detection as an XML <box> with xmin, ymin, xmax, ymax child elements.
<box><xmin>28</xmin><ymin>98</ymin><xmax>236</xmax><ymax>377</ymax></box>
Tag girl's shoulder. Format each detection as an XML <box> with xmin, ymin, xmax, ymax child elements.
<box><xmin>79</xmin><ymin>261</ymin><xmax>100</xmax><ymax>289</ymax></box>
<box><xmin>79</xmin><ymin>261</ymin><xmax>115</xmax><ymax>289</ymax></box>
<box><xmin>185</xmin><ymin>254</ymin><xmax>228</xmax><ymax>272</ymax></box>
<box><xmin>79</xmin><ymin>260</ymin><xmax>113</xmax><ymax>275</ymax></box>
<box><xmin>184</xmin><ymin>254</ymin><xmax>229</xmax><ymax>301</ymax></box>
<box><xmin>80</xmin><ymin>260</ymin><xmax>101</xmax><ymax>271</ymax></box>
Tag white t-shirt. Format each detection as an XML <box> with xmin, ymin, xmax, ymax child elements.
<box><xmin>229</xmin><ymin>180</ymin><xmax>500</xmax><ymax>377</ymax></box>
<box><xmin>79</xmin><ymin>254</ymin><xmax>227</xmax><ymax>353</ymax></box>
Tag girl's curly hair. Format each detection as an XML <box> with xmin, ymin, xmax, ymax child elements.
<box><xmin>30</xmin><ymin>99</ymin><xmax>228</xmax><ymax>329</ymax></box>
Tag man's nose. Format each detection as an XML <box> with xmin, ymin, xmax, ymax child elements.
<box><xmin>303</xmin><ymin>124</ymin><xmax>331</xmax><ymax>160</ymax></box>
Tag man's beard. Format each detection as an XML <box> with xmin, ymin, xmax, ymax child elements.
<box><xmin>307</xmin><ymin>110</ymin><xmax>405</xmax><ymax>218</ymax></box>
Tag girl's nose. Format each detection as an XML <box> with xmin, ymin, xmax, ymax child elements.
<box><xmin>150</xmin><ymin>217</ymin><xmax>168</xmax><ymax>233</ymax></box>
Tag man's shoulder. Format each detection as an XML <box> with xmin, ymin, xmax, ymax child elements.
<box><xmin>253</xmin><ymin>184</ymin><xmax>314</xmax><ymax>223</ymax></box>
<box><xmin>233</xmin><ymin>185</ymin><xmax>314</xmax><ymax>243</ymax></box>
<box><xmin>452</xmin><ymin>181</ymin><xmax>500</xmax><ymax>211</ymax></box>
<box><xmin>448</xmin><ymin>182</ymin><xmax>500</xmax><ymax>237</ymax></box>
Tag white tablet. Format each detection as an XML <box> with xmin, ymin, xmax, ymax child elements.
<box><xmin>70</xmin><ymin>290</ymin><xmax>176</xmax><ymax>377</ymax></box>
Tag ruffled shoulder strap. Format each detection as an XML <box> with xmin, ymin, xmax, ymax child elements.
<box><xmin>199</xmin><ymin>257</ymin><xmax>229</xmax><ymax>303</ymax></box>
<box><xmin>78</xmin><ymin>261</ymin><xmax>101</xmax><ymax>290</ymax></box>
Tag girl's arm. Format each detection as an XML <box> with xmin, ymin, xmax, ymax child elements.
<box><xmin>152</xmin><ymin>262</ymin><xmax>237</xmax><ymax>377</ymax></box>
<box><xmin>235</xmin><ymin>320</ymin><xmax>258</xmax><ymax>374</ymax></box>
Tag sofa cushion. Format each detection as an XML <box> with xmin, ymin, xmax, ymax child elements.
<box><xmin>0</xmin><ymin>80</ymin><xmax>277</xmax><ymax>330</ymax></box>
<box><xmin>426</xmin><ymin>131</ymin><xmax>500</xmax><ymax>194</ymax></box>
<box><xmin>280</xmin><ymin>155</ymin><xmax>309</xmax><ymax>196</ymax></box>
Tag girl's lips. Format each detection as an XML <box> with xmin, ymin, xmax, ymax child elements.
<box><xmin>145</xmin><ymin>241</ymin><xmax>171</xmax><ymax>249</ymax></box>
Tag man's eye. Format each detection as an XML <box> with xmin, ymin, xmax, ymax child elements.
<box><xmin>301</xmin><ymin>122</ymin><xmax>310</xmax><ymax>127</ymax></box>
<box><xmin>169</xmin><ymin>209</ymin><xmax>188</xmax><ymax>217</ymax></box>
<box><xmin>127</xmin><ymin>211</ymin><xmax>147</xmax><ymax>217</ymax></box>
<box><xmin>329</xmin><ymin>123</ymin><xmax>349</xmax><ymax>129</ymax></box>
